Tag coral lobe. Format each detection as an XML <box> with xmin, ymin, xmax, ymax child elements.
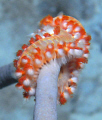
<box><xmin>14</xmin><ymin>14</ymin><xmax>91</xmax><ymax>104</ymax></box>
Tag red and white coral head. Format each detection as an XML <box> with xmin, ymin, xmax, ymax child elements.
<box><xmin>14</xmin><ymin>14</ymin><xmax>91</xmax><ymax>105</ymax></box>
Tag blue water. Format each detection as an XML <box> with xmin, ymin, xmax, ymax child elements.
<box><xmin>0</xmin><ymin>0</ymin><xmax>102</xmax><ymax>120</ymax></box>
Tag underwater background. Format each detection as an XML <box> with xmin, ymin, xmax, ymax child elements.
<box><xmin>0</xmin><ymin>0</ymin><xmax>102</xmax><ymax>120</ymax></box>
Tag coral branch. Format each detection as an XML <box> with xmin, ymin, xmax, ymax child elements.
<box><xmin>0</xmin><ymin>63</ymin><xmax>17</xmax><ymax>89</ymax></box>
<box><xmin>34</xmin><ymin>59</ymin><xmax>61</xmax><ymax>120</ymax></box>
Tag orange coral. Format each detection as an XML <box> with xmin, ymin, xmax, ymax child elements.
<box><xmin>14</xmin><ymin>14</ymin><xmax>91</xmax><ymax>105</ymax></box>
